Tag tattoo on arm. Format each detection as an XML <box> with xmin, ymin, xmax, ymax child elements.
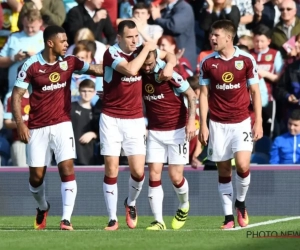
<box><xmin>11</xmin><ymin>87</ymin><xmax>26</xmax><ymax>124</ymax></box>
<box><xmin>86</xmin><ymin>64</ymin><xmax>103</xmax><ymax>76</ymax></box>
<box><xmin>186</xmin><ymin>87</ymin><xmax>197</xmax><ymax>119</ymax></box>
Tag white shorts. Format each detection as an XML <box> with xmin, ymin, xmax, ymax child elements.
<box><xmin>146</xmin><ymin>127</ymin><xmax>189</xmax><ymax>165</ymax></box>
<box><xmin>26</xmin><ymin>121</ymin><xmax>76</xmax><ymax>167</ymax></box>
<box><xmin>207</xmin><ymin>117</ymin><xmax>253</xmax><ymax>162</ymax></box>
<box><xmin>99</xmin><ymin>113</ymin><xmax>146</xmax><ymax>156</ymax></box>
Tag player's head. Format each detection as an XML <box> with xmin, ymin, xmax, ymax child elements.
<box><xmin>210</xmin><ymin>20</ymin><xmax>237</xmax><ymax>52</ymax></box>
<box><xmin>141</xmin><ymin>49</ymin><xmax>158</xmax><ymax>74</ymax></box>
<box><xmin>22</xmin><ymin>9</ymin><xmax>43</xmax><ymax>37</ymax></box>
<box><xmin>43</xmin><ymin>25</ymin><xmax>68</xmax><ymax>57</ymax></box>
<box><xmin>117</xmin><ymin>20</ymin><xmax>139</xmax><ymax>53</ymax></box>
<box><xmin>288</xmin><ymin>109</ymin><xmax>300</xmax><ymax>135</ymax></box>
<box><xmin>79</xmin><ymin>79</ymin><xmax>96</xmax><ymax>103</ymax></box>
<box><xmin>252</xmin><ymin>24</ymin><xmax>272</xmax><ymax>52</ymax></box>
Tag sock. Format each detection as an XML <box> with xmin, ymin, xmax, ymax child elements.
<box><xmin>29</xmin><ymin>181</ymin><xmax>48</xmax><ymax>211</ymax></box>
<box><xmin>148</xmin><ymin>180</ymin><xmax>164</xmax><ymax>223</ymax></box>
<box><xmin>61</xmin><ymin>175</ymin><xmax>77</xmax><ymax>222</ymax></box>
<box><xmin>235</xmin><ymin>170</ymin><xmax>251</xmax><ymax>205</ymax></box>
<box><xmin>103</xmin><ymin>175</ymin><xmax>118</xmax><ymax>221</ymax></box>
<box><xmin>218</xmin><ymin>176</ymin><xmax>233</xmax><ymax>216</ymax></box>
<box><xmin>173</xmin><ymin>177</ymin><xmax>189</xmax><ymax>209</ymax></box>
<box><xmin>127</xmin><ymin>174</ymin><xmax>145</xmax><ymax>206</ymax></box>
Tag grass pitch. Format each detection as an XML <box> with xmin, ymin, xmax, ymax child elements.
<box><xmin>0</xmin><ymin>216</ymin><xmax>299</xmax><ymax>250</ymax></box>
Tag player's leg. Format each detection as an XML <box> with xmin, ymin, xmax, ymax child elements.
<box><xmin>207</xmin><ymin>120</ymin><xmax>234</xmax><ymax>229</ymax></box>
<box><xmin>168</xmin><ymin>128</ymin><xmax>190</xmax><ymax>229</ymax></box>
<box><xmin>52</xmin><ymin>122</ymin><xmax>78</xmax><ymax>230</ymax></box>
<box><xmin>122</xmin><ymin>117</ymin><xmax>146</xmax><ymax>229</ymax></box>
<box><xmin>100</xmin><ymin>114</ymin><xmax>122</xmax><ymax>230</ymax></box>
<box><xmin>27</xmin><ymin>127</ymin><xmax>51</xmax><ymax>230</ymax></box>
<box><xmin>233</xmin><ymin>118</ymin><xmax>253</xmax><ymax>227</ymax></box>
<box><xmin>145</xmin><ymin>130</ymin><xmax>166</xmax><ymax>230</ymax></box>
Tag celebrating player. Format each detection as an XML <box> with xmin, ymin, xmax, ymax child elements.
<box><xmin>199</xmin><ymin>20</ymin><xmax>263</xmax><ymax>229</ymax></box>
<box><xmin>100</xmin><ymin>20</ymin><xmax>176</xmax><ymax>230</ymax></box>
<box><xmin>11</xmin><ymin>25</ymin><xmax>103</xmax><ymax>230</ymax></box>
<box><xmin>141</xmin><ymin>50</ymin><xmax>196</xmax><ymax>230</ymax></box>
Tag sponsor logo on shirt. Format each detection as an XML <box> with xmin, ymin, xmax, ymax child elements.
<box><xmin>216</xmin><ymin>72</ymin><xmax>240</xmax><ymax>90</ymax></box>
<box><xmin>121</xmin><ymin>75</ymin><xmax>142</xmax><ymax>83</ymax></box>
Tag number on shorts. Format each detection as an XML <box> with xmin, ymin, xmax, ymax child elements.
<box><xmin>69</xmin><ymin>137</ymin><xmax>74</xmax><ymax>148</ymax></box>
<box><xmin>143</xmin><ymin>135</ymin><xmax>146</xmax><ymax>146</ymax></box>
<box><xmin>243</xmin><ymin>132</ymin><xmax>253</xmax><ymax>142</ymax></box>
<box><xmin>178</xmin><ymin>143</ymin><xmax>187</xmax><ymax>155</ymax></box>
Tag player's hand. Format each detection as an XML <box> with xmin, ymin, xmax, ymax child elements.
<box><xmin>143</xmin><ymin>41</ymin><xmax>157</xmax><ymax>52</ymax></box>
<box><xmin>159</xmin><ymin>63</ymin><xmax>173</xmax><ymax>81</ymax></box>
<box><xmin>186</xmin><ymin>119</ymin><xmax>196</xmax><ymax>142</ymax></box>
<box><xmin>79</xmin><ymin>132</ymin><xmax>96</xmax><ymax>144</ymax></box>
<box><xmin>288</xmin><ymin>94</ymin><xmax>299</xmax><ymax>103</ymax></box>
<box><xmin>191</xmin><ymin>157</ymin><xmax>202</xmax><ymax>169</ymax></box>
<box><xmin>17</xmin><ymin>123</ymin><xmax>30</xmax><ymax>144</ymax></box>
<box><xmin>252</xmin><ymin>122</ymin><xmax>263</xmax><ymax>141</ymax></box>
<box><xmin>199</xmin><ymin>125</ymin><xmax>209</xmax><ymax>146</ymax></box>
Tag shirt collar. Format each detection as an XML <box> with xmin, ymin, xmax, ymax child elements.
<box><xmin>37</xmin><ymin>51</ymin><xmax>63</xmax><ymax>65</ymax></box>
<box><xmin>283</xmin><ymin>18</ymin><xmax>296</xmax><ymax>28</ymax></box>
<box><xmin>214</xmin><ymin>46</ymin><xmax>240</xmax><ymax>59</ymax></box>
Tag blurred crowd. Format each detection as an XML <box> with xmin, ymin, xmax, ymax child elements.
<box><xmin>0</xmin><ymin>0</ymin><xmax>300</xmax><ymax>166</ymax></box>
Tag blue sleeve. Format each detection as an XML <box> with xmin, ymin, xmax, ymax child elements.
<box><xmin>199</xmin><ymin>60</ymin><xmax>210</xmax><ymax>85</ymax></box>
<box><xmin>172</xmin><ymin>71</ymin><xmax>189</xmax><ymax>93</ymax></box>
<box><xmin>246</xmin><ymin>57</ymin><xmax>259</xmax><ymax>85</ymax></box>
<box><xmin>274</xmin><ymin>51</ymin><xmax>284</xmax><ymax>74</ymax></box>
<box><xmin>269</xmin><ymin>137</ymin><xmax>281</xmax><ymax>164</ymax></box>
<box><xmin>77</xmin><ymin>61</ymin><xmax>89</xmax><ymax>74</ymax></box>
<box><xmin>108</xmin><ymin>46</ymin><xmax>126</xmax><ymax>69</ymax></box>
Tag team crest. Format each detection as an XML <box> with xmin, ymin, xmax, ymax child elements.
<box><xmin>235</xmin><ymin>61</ymin><xmax>244</xmax><ymax>70</ymax></box>
<box><xmin>59</xmin><ymin>61</ymin><xmax>68</xmax><ymax>71</ymax></box>
<box><xmin>155</xmin><ymin>74</ymin><xmax>162</xmax><ymax>83</ymax></box>
<box><xmin>265</xmin><ymin>55</ymin><xmax>273</xmax><ymax>61</ymax></box>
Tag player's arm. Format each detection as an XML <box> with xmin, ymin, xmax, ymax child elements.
<box><xmin>115</xmin><ymin>43</ymin><xmax>157</xmax><ymax>76</ymax></box>
<box><xmin>158</xmin><ymin>50</ymin><xmax>177</xmax><ymax>79</ymax></box>
<box><xmin>11</xmin><ymin>86</ymin><xmax>26</xmax><ymax>125</ymax></box>
<box><xmin>85</xmin><ymin>64</ymin><xmax>103</xmax><ymax>77</ymax></box>
<box><xmin>184</xmin><ymin>87</ymin><xmax>197</xmax><ymax>121</ymax></box>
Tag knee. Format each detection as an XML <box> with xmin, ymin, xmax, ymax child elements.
<box><xmin>218</xmin><ymin>164</ymin><xmax>232</xmax><ymax>177</ymax></box>
<box><xmin>58</xmin><ymin>160</ymin><xmax>74</xmax><ymax>177</ymax></box>
<box><xmin>236</xmin><ymin>163</ymin><xmax>249</xmax><ymax>174</ymax></box>
<box><xmin>29</xmin><ymin>170</ymin><xmax>44</xmax><ymax>186</ymax></box>
<box><xmin>149</xmin><ymin>168</ymin><xmax>161</xmax><ymax>181</ymax></box>
<box><xmin>169</xmin><ymin>172</ymin><xmax>183</xmax><ymax>186</ymax></box>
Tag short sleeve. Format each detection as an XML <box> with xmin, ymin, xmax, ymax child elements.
<box><xmin>107</xmin><ymin>46</ymin><xmax>126</xmax><ymax>69</ymax></box>
<box><xmin>71</xmin><ymin>56</ymin><xmax>89</xmax><ymax>74</ymax></box>
<box><xmin>15</xmin><ymin>59</ymin><xmax>34</xmax><ymax>89</ymax></box>
<box><xmin>199</xmin><ymin>59</ymin><xmax>210</xmax><ymax>86</ymax></box>
<box><xmin>171</xmin><ymin>71</ymin><xmax>189</xmax><ymax>93</ymax></box>
<box><xmin>246</xmin><ymin>56</ymin><xmax>259</xmax><ymax>85</ymax></box>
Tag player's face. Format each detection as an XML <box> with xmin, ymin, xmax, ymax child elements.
<box><xmin>51</xmin><ymin>33</ymin><xmax>69</xmax><ymax>57</ymax></box>
<box><xmin>141</xmin><ymin>53</ymin><xmax>157</xmax><ymax>74</ymax></box>
<box><xmin>79</xmin><ymin>88</ymin><xmax>96</xmax><ymax>102</ymax></box>
<box><xmin>118</xmin><ymin>27</ymin><xmax>139</xmax><ymax>53</ymax></box>
<box><xmin>288</xmin><ymin>119</ymin><xmax>300</xmax><ymax>135</ymax></box>
<box><xmin>22</xmin><ymin>17</ymin><xmax>42</xmax><ymax>37</ymax></box>
<box><xmin>253</xmin><ymin>35</ymin><xmax>271</xmax><ymax>52</ymax></box>
<box><xmin>210</xmin><ymin>28</ymin><xmax>232</xmax><ymax>52</ymax></box>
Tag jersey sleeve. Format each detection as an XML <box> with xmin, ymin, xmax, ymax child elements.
<box><xmin>274</xmin><ymin>51</ymin><xmax>284</xmax><ymax>74</ymax></box>
<box><xmin>171</xmin><ymin>71</ymin><xmax>189</xmax><ymax>93</ymax></box>
<box><xmin>199</xmin><ymin>59</ymin><xmax>210</xmax><ymax>86</ymax></box>
<box><xmin>246</xmin><ymin>56</ymin><xmax>259</xmax><ymax>85</ymax></box>
<box><xmin>72</xmin><ymin>56</ymin><xmax>89</xmax><ymax>74</ymax></box>
<box><xmin>15</xmin><ymin>60</ymin><xmax>34</xmax><ymax>89</ymax></box>
<box><xmin>107</xmin><ymin>46</ymin><xmax>126</xmax><ymax>69</ymax></box>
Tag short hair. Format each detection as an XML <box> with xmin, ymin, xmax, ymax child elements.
<box><xmin>22</xmin><ymin>9</ymin><xmax>42</xmax><ymax>23</ymax></box>
<box><xmin>43</xmin><ymin>25</ymin><xmax>65</xmax><ymax>43</ymax></box>
<box><xmin>211</xmin><ymin>20</ymin><xmax>237</xmax><ymax>38</ymax></box>
<box><xmin>146</xmin><ymin>49</ymin><xmax>158</xmax><ymax>60</ymax></box>
<box><xmin>118</xmin><ymin>20</ymin><xmax>136</xmax><ymax>35</ymax></box>
<box><xmin>237</xmin><ymin>44</ymin><xmax>250</xmax><ymax>53</ymax></box>
<box><xmin>289</xmin><ymin>109</ymin><xmax>300</xmax><ymax>121</ymax></box>
<box><xmin>187</xmin><ymin>76</ymin><xmax>199</xmax><ymax>91</ymax></box>
<box><xmin>133</xmin><ymin>2</ymin><xmax>150</xmax><ymax>14</ymax></box>
<box><xmin>252</xmin><ymin>24</ymin><xmax>272</xmax><ymax>39</ymax></box>
<box><xmin>79</xmin><ymin>79</ymin><xmax>95</xmax><ymax>90</ymax></box>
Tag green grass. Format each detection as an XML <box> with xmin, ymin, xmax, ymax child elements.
<box><xmin>0</xmin><ymin>216</ymin><xmax>299</xmax><ymax>250</ymax></box>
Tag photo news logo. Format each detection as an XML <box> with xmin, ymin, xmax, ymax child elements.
<box><xmin>247</xmin><ymin>231</ymin><xmax>300</xmax><ymax>238</ymax></box>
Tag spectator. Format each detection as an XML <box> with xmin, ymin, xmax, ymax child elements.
<box><xmin>252</xmin><ymin>0</ymin><xmax>283</xmax><ymax>29</ymax></box>
<box><xmin>102</xmin><ymin>0</ymin><xmax>118</xmax><ymax>30</ymax></box>
<box><xmin>270</xmin><ymin>109</ymin><xmax>300</xmax><ymax>164</ymax></box>
<box><xmin>157</xmin><ymin>35</ymin><xmax>193</xmax><ymax>79</ymax></box>
<box><xmin>151</xmin><ymin>0</ymin><xmax>197</xmax><ymax>70</ymax></box>
<box><xmin>63</xmin><ymin>0</ymin><xmax>116</xmax><ymax>46</ymax></box>
<box><xmin>3</xmin><ymin>91</ymin><xmax>29</xmax><ymax>166</ymax></box>
<box><xmin>66</xmin><ymin>27</ymin><xmax>106</xmax><ymax>63</ymax></box>
<box><xmin>18</xmin><ymin>0</ymin><xmax>66</xmax><ymax>30</ymax></box>
<box><xmin>234</xmin><ymin>0</ymin><xmax>254</xmax><ymax>37</ymax></box>
<box><xmin>71</xmin><ymin>41</ymin><xmax>102</xmax><ymax>105</ymax></box>
<box><xmin>0</xmin><ymin>9</ymin><xmax>44</xmax><ymax>93</ymax></box>
<box><xmin>118</xmin><ymin>2</ymin><xmax>163</xmax><ymax>44</ymax></box>
<box><xmin>199</xmin><ymin>0</ymin><xmax>240</xmax><ymax>51</ymax></box>
<box><xmin>238</xmin><ymin>34</ymin><xmax>254</xmax><ymax>50</ymax></box>
<box><xmin>71</xmin><ymin>80</ymin><xmax>98</xmax><ymax>166</ymax></box>
<box><xmin>271</xmin><ymin>0</ymin><xmax>300</xmax><ymax>58</ymax></box>
<box><xmin>250</xmin><ymin>24</ymin><xmax>284</xmax><ymax>138</ymax></box>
